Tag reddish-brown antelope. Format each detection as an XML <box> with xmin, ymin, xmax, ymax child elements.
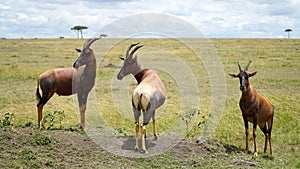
<box><xmin>36</xmin><ymin>38</ymin><xmax>100</xmax><ymax>130</ymax></box>
<box><xmin>229</xmin><ymin>60</ymin><xmax>274</xmax><ymax>156</ymax></box>
<box><xmin>117</xmin><ymin>42</ymin><xmax>166</xmax><ymax>154</ymax></box>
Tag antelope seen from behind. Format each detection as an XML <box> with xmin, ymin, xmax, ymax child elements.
<box><xmin>36</xmin><ymin>38</ymin><xmax>100</xmax><ymax>130</ymax></box>
<box><xmin>229</xmin><ymin>61</ymin><xmax>274</xmax><ymax>156</ymax></box>
<box><xmin>117</xmin><ymin>43</ymin><xmax>166</xmax><ymax>154</ymax></box>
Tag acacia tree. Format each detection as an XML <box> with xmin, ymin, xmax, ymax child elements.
<box><xmin>284</xmin><ymin>29</ymin><xmax>292</xmax><ymax>39</ymax></box>
<box><xmin>71</xmin><ymin>25</ymin><xmax>88</xmax><ymax>39</ymax></box>
<box><xmin>99</xmin><ymin>34</ymin><xmax>107</xmax><ymax>38</ymax></box>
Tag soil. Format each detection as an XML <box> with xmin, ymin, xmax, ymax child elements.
<box><xmin>0</xmin><ymin>126</ymin><xmax>261</xmax><ymax>168</ymax></box>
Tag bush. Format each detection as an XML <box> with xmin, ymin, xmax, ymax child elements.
<box><xmin>180</xmin><ymin>109</ymin><xmax>201</xmax><ymax>137</ymax></box>
<box><xmin>0</xmin><ymin>112</ymin><xmax>15</xmax><ymax>128</ymax></box>
<box><xmin>41</xmin><ymin>110</ymin><xmax>65</xmax><ymax>130</ymax></box>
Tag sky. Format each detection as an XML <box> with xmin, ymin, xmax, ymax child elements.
<box><xmin>0</xmin><ymin>0</ymin><xmax>299</xmax><ymax>38</ymax></box>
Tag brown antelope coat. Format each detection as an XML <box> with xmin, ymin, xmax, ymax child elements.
<box><xmin>36</xmin><ymin>38</ymin><xmax>100</xmax><ymax>130</ymax></box>
<box><xmin>229</xmin><ymin>61</ymin><xmax>274</xmax><ymax>156</ymax></box>
<box><xmin>117</xmin><ymin>43</ymin><xmax>166</xmax><ymax>154</ymax></box>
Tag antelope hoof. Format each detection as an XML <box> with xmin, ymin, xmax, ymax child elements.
<box><xmin>134</xmin><ymin>146</ymin><xmax>139</xmax><ymax>152</ymax></box>
<box><xmin>254</xmin><ymin>152</ymin><xmax>258</xmax><ymax>156</ymax></box>
<box><xmin>154</xmin><ymin>135</ymin><xmax>158</xmax><ymax>140</ymax></box>
<box><xmin>142</xmin><ymin>149</ymin><xmax>148</xmax><ymax>154</ymax></box>
<box><xmin>79</xmin><ymin>125</ymin><xmax>86</xmax><ymax>131</ymax></box>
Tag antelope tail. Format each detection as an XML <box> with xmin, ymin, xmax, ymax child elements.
<box><xmin>138</xmin><ymin>94</ymin><xmax>144</xmax><ymax>111</ymax></box>
<box><xmin>36</xmin><ymin>80</ymin><xmax>42</xmax><ymax>103</ymax></box>
<box><xmin>133</xmin><ymin>93</ymin><xmax>150</xmax><ymax>112</ymax></box>
<box><xmin>269</xmin><ymin>105</ymin><xmax>275</xmax><ymax>133</ymax></box>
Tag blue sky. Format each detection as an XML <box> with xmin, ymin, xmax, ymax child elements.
<box><xmin>0</xmin><ymin>0</ymin><xmax>299</xmax><ymax>38</ymax></box>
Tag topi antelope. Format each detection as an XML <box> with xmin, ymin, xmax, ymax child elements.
<box><xmin>117</xmin><ymin>42</ymin><xmax>166</xmax><ymax>154</ymax></box>
<box><xmin>36</xmin><ymin>38</ymin><xmax>100</xmax><ymax>130</ymax></box>
<box><xmin>229</xmin><ymin>60</ymin><xmax>274</xmax><ymax>156</ymax></box>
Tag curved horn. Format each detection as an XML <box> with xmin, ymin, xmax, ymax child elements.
<box><xmin>245</xmin><ymin>60</ymin><xmax>252</xmax><ymax>71</ymax></box>
<box><xmin>126</xmin><ymin>42</ymin><xmax>140</xmax><ymax>58</ymax></box>
<box><xmin>129</xmin><ymin>44</ymin><xmax>144</xmax><ymax>57</ymax></box>
<box><xmin>84</xmin><ymin>37</ymin><xmax>101</xmax><ymax>48</ymax></box>
<box><xmin>237</xmin><ymin>61</ymin><xmax>242</xmax><ymax>72</ymax></box>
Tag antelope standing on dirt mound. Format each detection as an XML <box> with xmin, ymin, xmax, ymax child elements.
<box><xmin>229</xmin><ymin>61</ymin><xmax>274</xmax><ymax>156</ymax></box>
<box><xmin>117</xmin><ymin>43</ymin><xmax>166</xmax><ymax>154</ymax></box>
<box><xmin>36</xmin><ymin>38</ymin><xmax>100</xmax><ymax>130</ymax></box>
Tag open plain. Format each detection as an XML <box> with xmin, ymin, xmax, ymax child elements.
<box><xmin>0</xmin><ymin>38</ymin><xmax>299</xmax><ymax>168</ymax></box>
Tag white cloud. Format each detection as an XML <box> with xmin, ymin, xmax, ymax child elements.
<box><xmin>0</xmin><ymin>0</ymin><xmax>299</xmax><ymax>38</ymax></box>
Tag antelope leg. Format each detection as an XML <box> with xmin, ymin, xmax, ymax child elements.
<box><xmin>135</xmin><ymin>122</ymin><xmax>139</xmax><ymax>151</ymax></box>
<box><xmin>152</xmin><ymin>112</ymin><xmax>157</xmax><ymax>140</ymax></box>
<box><xmin>243</xmin><ymin>114</ymin><xmax>249</xmax><ymax>154</ymax></box>
<box><xmin>141</xmin><ymin>124</ymin><xmax>148</xmax><ymax>154</ymax></box>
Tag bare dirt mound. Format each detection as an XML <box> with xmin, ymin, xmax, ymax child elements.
<box><xmin>0</xmin><ymin>126</ymin><xmax>262</xmax><ymax>168</ymax></box>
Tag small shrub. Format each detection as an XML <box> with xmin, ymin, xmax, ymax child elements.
<box><xmin>197</xmin><ymin>115</ymin><xmax>206</xmax><ymax>128</ymax></box>
<box><xmin>41</xmin><ymin>110</ymin><xmax>65</xmax><ymax>130</ymax></box>
<box><xmin>54</xmin><ymin>110</ymin><xmax>65</xmax><ymax>129</ymax></box>
<box><xmin>32</xmin><ymin>133</ymin><xmax>52</xmax><ymax>146</ymax></box>
<box><xmin>115</xmin><ymin>127</ymin><xmax>128</xmax><ymax>136</ymax></box>
<box><xmin>180</xmin><ymin>109</ymin><xmax>201</xmax><ymax>137</ymax></box>
<box><xmin>41</xmin><ymin>113</ymin><xmax>55</xmax><ymax>129</ymax></box>
<box><xmin>0</xmin><ymin>112</ymin><xmax>15</xmax><ymax>128</ymax></box>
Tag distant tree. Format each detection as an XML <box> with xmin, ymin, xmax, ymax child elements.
<box><xmin>284</xmin><ymin>29</ymin><xmax>292</xmax><ymax>39</ymax></box>
<box><xmin>71</xmin><ymin>25</ymin><xmax>88</xmax><ymax>39</ymax></box>
<box><xmin>99</xmin><ymin>34</ymin><xmax>107</xmax><ymax>38</ymax></box>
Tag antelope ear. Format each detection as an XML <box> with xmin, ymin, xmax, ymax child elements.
<box><xmin>75</xmin><ymin>48</ymin><xmax>81</xmax><ymax>53</ymax></box>
<box><xmin>228</xmin><ymin>73</ymin><xmax>239</xmax><ymax>78</ymax></box>
<box><xmin>249</xmin><ymin>71</ymin><xmax>257</xmax><ymax>77</ymax></box>
<box><xmin>119</xmin><ymin>57</ymin><xmax>125</xmax><ymax>60</ymax></box>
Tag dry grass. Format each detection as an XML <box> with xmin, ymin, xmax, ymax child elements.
<box><xmin>0</xmin><ymin>38</ymin><xmax>299</xmax><ymax>168</ymax></box>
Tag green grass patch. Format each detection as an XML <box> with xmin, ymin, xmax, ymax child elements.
<box><xmin>0</xmin><ymin>38</ymin><xmax>299</xmax><ymax>168</ymax></box>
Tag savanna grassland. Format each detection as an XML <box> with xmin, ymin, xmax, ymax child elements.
<box><xmin>0</xmin><ymin>38</ymin><xmax>299</xmax><ymax>168</ymax></box>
